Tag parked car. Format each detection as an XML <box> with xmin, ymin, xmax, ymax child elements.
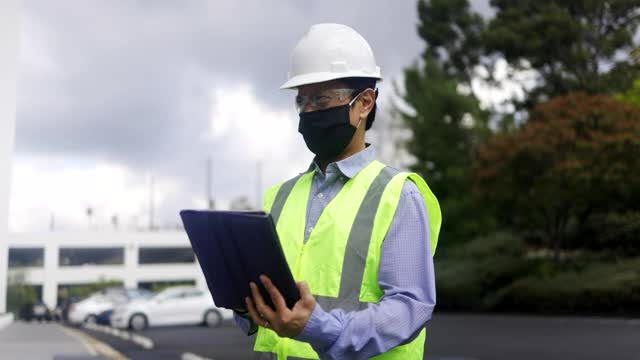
<box><xmin>59</xmin><ymin>296</ymin><xmax>82</xmax><ymax>323</ymax></box>
<box><xmin>96</xmin><ymin>309</ymin><xmax>113</xmax><ymax>325</ymax></box>
<box><xmin>32</xmin><ymin>302</ymin><xmax>51</xmax><ymax>322</ymax></box>
<box><xmin>67</xmin><ymin>287</ymin><xmax>154</xmax><ymax>325</ymax></box>
<box><xmin>51</xmin><ymin>305</ymin><xmax>64</xmax><ymax>322</ymax></box>
<box><xmin>18</xmin><ymin>301</ymin><xmax>34</xmax><ymax>322</ymax></box>
<box><xmin>110</xmin><ymin>286</ymin><xmax>232</xmax><ymax>331</ymax></box>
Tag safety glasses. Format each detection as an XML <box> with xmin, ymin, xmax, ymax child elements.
<box><xmin>295</xmin><ymin>88</ymin><xmax>357</xmax><ymax>114</ymax></box>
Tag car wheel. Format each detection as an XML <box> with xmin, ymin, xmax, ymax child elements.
<box><xmin>129</xmin><ymin>313</ymin><xmax>148</xmax><ymax>331</ymax></box>
<box><xmin>85</xmin><ymin>315</ymin><xmax>97</xmax><ymax>324</ymax></box>
<box><xmin>204</xmin><ymin>309</ymin><xmax>222</xmax><ymax>328</ymax></box>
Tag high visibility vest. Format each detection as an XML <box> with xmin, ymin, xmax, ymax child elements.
<box><xmin>254</xmin><ymin>160</ymin><xmax>441</xmax><ymax>359</ymax></box>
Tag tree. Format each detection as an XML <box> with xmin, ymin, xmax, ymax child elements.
<box><xmin>400</xmin><ymin>0</ymin><xmax>493</xmax><ymax>246</ymax></box>
<box><xmin>474</xmin><ymin>93</ymin><xmax>640</xmax><ymax>259</ymax></box>
<box><xmin>6</xmin><ymin>271</ymin><xmax>38</xmax><ymax>317</ymax></box>
<box><xmin>615</xmin><ymin>78</ymin><xmax>640</xmax><ymax>107</ymax></box>
<box><xmin>417</xmin><ymin>0</ymin><xmax>486</xmax><ymax>84</ymax></box>
<box><xmin>483</xmin><ymin>0</ymin><xmax>640</xmax><ymax>108</ymax></box>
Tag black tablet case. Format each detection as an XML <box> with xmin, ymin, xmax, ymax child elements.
<box><xmin>179</xmin><ymin>210</ymin><xmax>300</xmax><ymax>311</ymax></box>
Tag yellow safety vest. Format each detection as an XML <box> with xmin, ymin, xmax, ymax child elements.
<box><xmin>254</xmin><ymin>160</ymin><xmax>441</xmax><ymax>359</ymax></box>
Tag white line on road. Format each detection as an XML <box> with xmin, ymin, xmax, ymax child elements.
<box><xmin>182</xmin><ymin>352</ymin><xmax>215</xmax><ymax>360</ymax></box>
<box><xmin>83</xmin><ymin>322</ymin><xmax>155</xmax><ymax>350</ymax></box>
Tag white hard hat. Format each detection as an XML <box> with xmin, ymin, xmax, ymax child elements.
<box><xmin>281</xmin><ymin>23</ymin><xmax>382</xmax><ymax>89</ymax></box>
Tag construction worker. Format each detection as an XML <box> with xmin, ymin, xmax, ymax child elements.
<box><xmin>234</xmin><ymin>23</ymin><xmax>441</xmax><ymax>359</ymax></box>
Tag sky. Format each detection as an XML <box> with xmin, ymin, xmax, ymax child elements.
<box><xmin>10</xmin><ymin>0</ymin><xmax>495</xmax><ymax>232</ymax></box>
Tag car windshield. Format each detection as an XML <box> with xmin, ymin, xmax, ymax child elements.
<box><xmin>127</xmin><ymin>289</ymin><xmax>154</xmax><ymax>300</ymax></box>
<box><xmin>153</xmin><ymin>288</ymin><xmax>185</xmax><ymax>301</ymax></box>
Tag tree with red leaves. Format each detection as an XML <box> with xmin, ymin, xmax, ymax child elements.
<box><xmin>474</xmin><ymin>93</ymin><xmax>640</xmax><ymax>259</ymax></box>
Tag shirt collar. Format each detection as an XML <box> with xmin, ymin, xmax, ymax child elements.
<box><xmin>307</xmin><ymin>144</ymin><xmax>377</xmax><ymax>179</ymax></box>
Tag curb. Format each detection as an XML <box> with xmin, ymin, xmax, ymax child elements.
<box><xmin>0</xmin><ymin>313</ymin><xmax>14</xmax><ymax>330</ymax></box>
<box><xmin>60</xmin><ymin>324</ymin><xmax>128</xmax><ymax>360</ymax></box>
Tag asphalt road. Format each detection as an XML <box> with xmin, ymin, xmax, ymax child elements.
<box><xmin>76</xmin><ymin>313</ymin><xmax>640</xmax><ymax>360</ymax></box>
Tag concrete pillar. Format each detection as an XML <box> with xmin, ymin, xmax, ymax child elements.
<box><xmin>42</xmin><ymin>242</ymin><xmax>58</xmax><ymax>308</ymax></box>
<box><xmin>124</xmin><ymin>242</ymin><xmax>138</xmax><ymax>288</ymax></box>
<box><xmin>0</xmin><ymin>0</ymin><xmax>22</xmax><ymax>313</ymax></box>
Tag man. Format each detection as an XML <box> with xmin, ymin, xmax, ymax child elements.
<box><xmin>234</xmin><ymin>23</ymin><xmax>441</xmax><ymax>359</ymax></box>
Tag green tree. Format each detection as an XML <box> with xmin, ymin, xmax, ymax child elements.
<box><xmin>615</xmin><ymin>79</ymin><xmax>640</xmax><ymax>107</ymax></box>
<box><xmin>483</xmin><ymin>0</ymin><xmax>640</xmax><ymax>108</ymax></box>
<box><xmin>474</xmin><ymin>93</ymin><xmax>640</xmax><ymax>259</ymax></box>
<box><xmin>6</xmin><ymin>271</ymin><xmax>38</xmax><ymax>316</ymax></box>
<box><xmin>400</xmin><ymin>0</ymin><xmax>492</xmax><ymax>246</ymax></box>
<box><xmin>417</xmin><ymin>0</ymin><xmax>486</xmax><ymax>83</ymax></box>
<box><xmin>61</xmin><ymin>280</ymin><xmax>123</xmax><ymax>301</ymax></box>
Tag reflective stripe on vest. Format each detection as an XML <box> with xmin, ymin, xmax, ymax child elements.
<box><xmin>256</xmin><ymin>160</ymin><xmax>441</xmax><ymax>359</ymax></box>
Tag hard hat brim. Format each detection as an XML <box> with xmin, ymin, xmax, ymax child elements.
<box><xmin>280</xmin><ymin>70</ymin><xmax>382</xmax><ymax>89</ymax></box>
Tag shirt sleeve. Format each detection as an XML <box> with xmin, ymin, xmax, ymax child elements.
<box><xmin>295</xmin><ymin>180</ymin><xmax>437</xmax><ymax>359</ymax></box>
<box><xmin>234</xmin><ymin>311</ymin><xmax>258</xmax><ymax>336</ymax></box>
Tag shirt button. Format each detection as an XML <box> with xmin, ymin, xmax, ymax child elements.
<box><xmin>318</xmin><ymin>193</ymin><xmax>324</xmax><ymax>199</ymax></box>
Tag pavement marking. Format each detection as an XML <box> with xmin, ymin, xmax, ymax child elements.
<box><xmin>182</xmin><ymin>352</ymin><xmax>215</xmax><ymax>360</ymax></box>
<box><xmin>83</xmin><ymin>322</ymin><xmax>155</xmax><ymax>350</ymax></box>
<box><xmin>61</xmin><ymin>324</ymin><xmax>128</xmax><ymax>359</ymax></box>
<box><xmin>131</xmin><ymin>333</ymin><xmax>154</xmax><ymax>349</ymax></box>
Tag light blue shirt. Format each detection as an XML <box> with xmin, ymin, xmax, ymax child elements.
<box><xmin>235</xmin><ymin>145</ymin><xmax>436</xmax><ymax>359</ymax></box>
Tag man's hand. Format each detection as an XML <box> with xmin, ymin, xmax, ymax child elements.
<box><xmin>246</xmin><ymin>274</ymin><xmax>316</xmax><ymax>338</ymax></box>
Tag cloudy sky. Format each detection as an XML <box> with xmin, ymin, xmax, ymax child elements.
<box><xmin>10</xmin><ymin>0</ymin><xmax>494</xmax><ymax>232</ymax></box>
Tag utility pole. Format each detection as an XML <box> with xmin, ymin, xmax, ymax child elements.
<box><xmin>206</xmin><ymin>157</ymin><xmax>214</xmax><ymax>209</ymax></box>
<box><xmin>111</xmin><ymin>215</ymin><xmax>118</xmax><ymax>231</ymax></box>
<box><xmin>149</xmin><ymin>175</ymin><xmax>154</xmax><ymax>231</ymax></box>
<box><xmin>256</xmin><ymin>161</ymin><xmax>263</xmax><ymax>210</ymax></box>
<box><xmin>86</xmin><ymin>207</ymin><xmax>93</xmax><ymax>229</ymax></box>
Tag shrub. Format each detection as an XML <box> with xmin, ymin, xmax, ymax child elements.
<box><xmin>436</xmin><ymin>232</ymin><xmax>529</xmax><ymax>311</ymax></box>
<box><xmin>577</xmin><ymin>212</ymin><xmax>640</xmax><ymax>256</ymax></box>
<box><xmin>495</xmin><ymin>258</ymin><xmax>640</xmax><ymax>315</ymax></box>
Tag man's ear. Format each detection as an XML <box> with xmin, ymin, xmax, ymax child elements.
<box><xmin>358</xmin><ymin>88</ymin><xmax>376</xmax><ymax>120</ymax></box>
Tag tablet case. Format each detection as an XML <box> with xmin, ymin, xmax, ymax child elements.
<box><xmin>179</xmin><ymin>210</ymin><xmax>300</xmax><ymax>311</ymax></box>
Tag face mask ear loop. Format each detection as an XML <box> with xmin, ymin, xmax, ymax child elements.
<box><xmin>349</xmin><ymin>91</ymin><xmax>365</xmax><ymax>128</ymax></box>
<box><xmin>349</xmin><ymin>89</ymin><xmax>368</xmax><ymax>129</ymax></box>
<box><xmin>348</xmin><ymin>91</ymin><xmax>362</xmax><ymax>107</ymax></box>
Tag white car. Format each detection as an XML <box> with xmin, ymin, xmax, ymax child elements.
<box><xmin>110</xmin><ymin>286</ymin><xmax>232</xmax><ymax>331</ymax></box>
<box><xmin>67</xmin><ymin>288</ymin><xmax>153</xmax><ymax>325</ymax></box>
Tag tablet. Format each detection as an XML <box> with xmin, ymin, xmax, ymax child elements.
<box><xmin>180</xmin><ymin>210</ymin><xmax>300</xmax><ymax>311</ymax></box>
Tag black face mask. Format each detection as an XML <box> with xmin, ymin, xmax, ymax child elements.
<box><xmin>298</xmin><ymin>97</ymin><xmax>361</xmax><ymax>162</ymax></box>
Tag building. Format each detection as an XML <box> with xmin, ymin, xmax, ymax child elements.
<box><xmin>0</xmin><ymin>0</ymin><xmax>22</xmax><ymax>313</ymax></box>
<box><xmin>7</xmin><ymin>231</ymin><xmax>206</xmax><ymax>308</ymax></box>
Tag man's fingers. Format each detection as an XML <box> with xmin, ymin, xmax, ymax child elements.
<box><xmin>260</xmin><ymin>275</ymin><xmax>288</xmax><ymax>313</ymax></box>
<box><xmin>250</xmin><ymin>282</ymin><xmax>275</xmax><ymax>320</ymax></box>
<box><xmin>296</xmin><ymin>281</ymin><xmax>311</xmax><ymax>297</ymax></box>
<box><xmin>245</xmin><ymin>296</ymin><xmax>262</xmax><ymax>325</ymax></box>
<box><xmin>297</xmin><ymin>281</ymin><xmax>316</xmax><ymax>308</ymax></box>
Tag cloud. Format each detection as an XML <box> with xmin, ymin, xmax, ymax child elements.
<box><xmin>10</xmin><ymin>0</ymin><xmax>494</xmax><ymax>231</ymax></box>
<box><xmin>9</xmin><ymin>154</ymin><xmax>181</xmax><ymax>231</ymax></box>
